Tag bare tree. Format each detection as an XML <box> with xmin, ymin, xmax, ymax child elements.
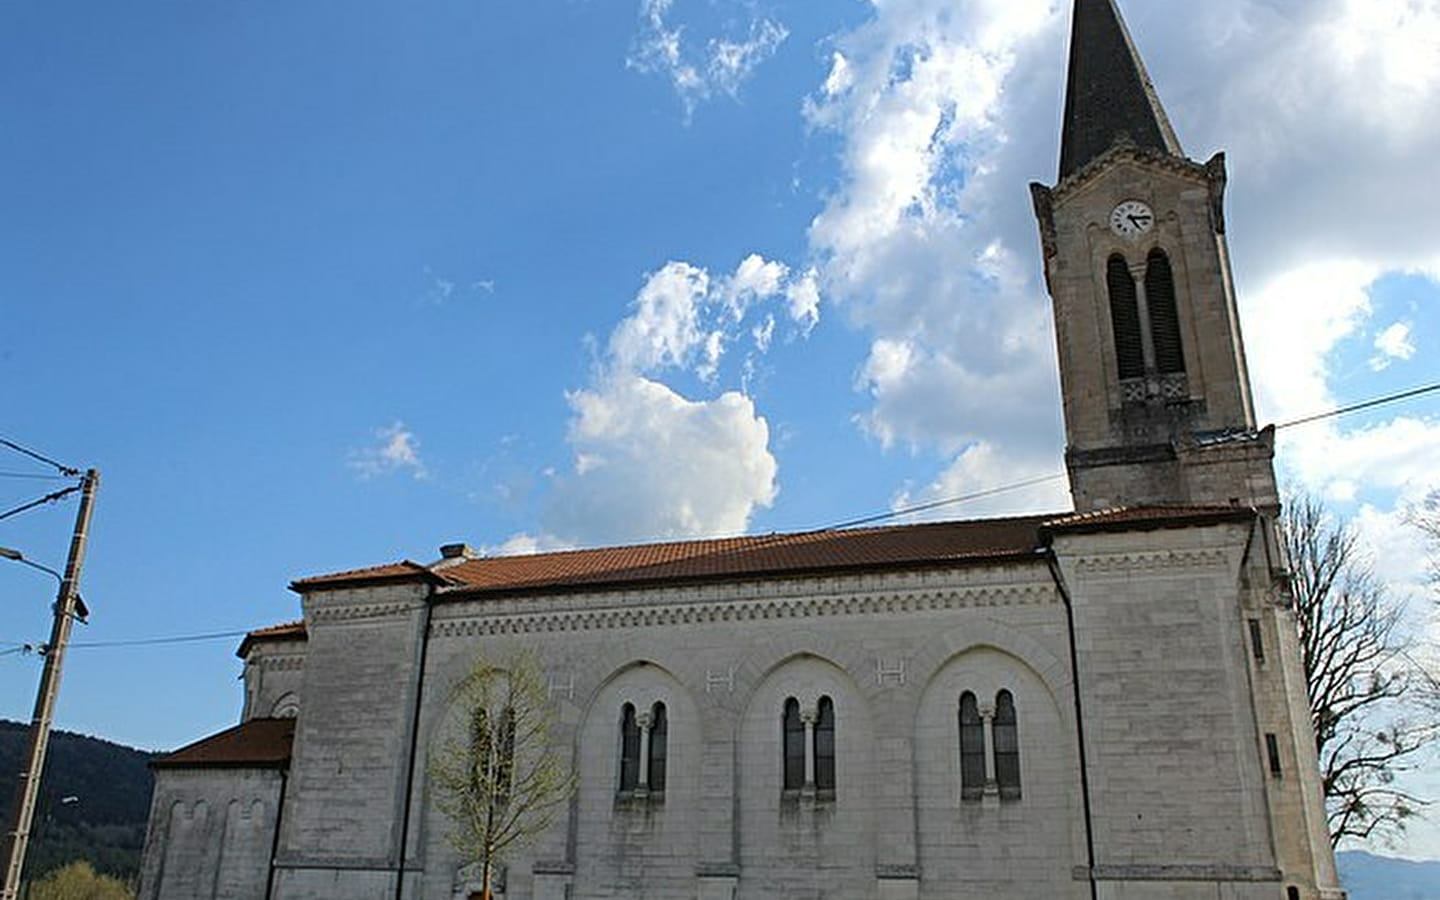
<box><xmin>429</xmin><ymin>650</ymin><xmax>575</xmax><ymax>900</ymax></box>
<box><xmin>1284</xmin><ymin>493</ymin><xmax>1432</xmax><ymax>846</ymax></box>
<box><xmin>1408</xmin><ymin>488</ymin><xmax>1440</xmax><ymax>588</ymax></box>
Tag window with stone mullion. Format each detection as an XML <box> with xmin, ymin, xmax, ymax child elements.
<box><xmin>993</xmin><ymin>690</ymin><xmax>1021</xmax><ymax>801</ymax></box>
<box><xmin>813</xmin><ymin>696</ymin><xmax>835</xmax><ymax>793</ymax></box>
<box><xmin>959</xmin><ymin>692</ymin><xmax>985</xmax><ymax>802</ymax></box>
<box><xmin>782</xmin><ymin>698</ymin><xmax>805</xmax><ymax>790</ymax></box>
<box><xmin>619</xmin><ymin>703</ymin><xmax>641</xmax><ymax>792</ymax></box>
<box><xmin>648</xmin><ymin>702</ymin><xmax>668</xmax><ymax>792</ymax></box>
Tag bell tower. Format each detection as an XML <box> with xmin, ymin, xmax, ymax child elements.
<box><xmin>1031</xmin><ymin>0</ymin><xmax>1276</xmax><ymax>513</ymax></box>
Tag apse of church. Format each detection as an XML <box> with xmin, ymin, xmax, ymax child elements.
<box><xmin>138</xmin><ymin>1</ymin><xmax>1345</xmax><ymax>898</ymax></box>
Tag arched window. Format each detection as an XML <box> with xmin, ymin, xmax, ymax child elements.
<box><xmin>994</xmin><ymin>690</ymin><xmax>1021</xmax><ymax>800</ymax></box>
<box><xmin>1107</xmin><ymin>254</ymin><xmax>1145</xmax><ymax>380</ymax></box>
<box><xmin>470</xmin><ymin>708</ymin><xmax>492</xmax><ymax>795</ymax></box>
<box><xmin>648</xmin><ymin>702</ymin><xmax>668</xmax><ymax>792</ymax></box>
<box><xmin>495</xmin><ymin>706</ymin><xmax>516</xmax><ymax>807</ymax></box>
<box><xmin>959</xmin><ymin>692</ymin><xmax>985</xmax><ymax>802</ymax></box>
<box><xmin>1145</xmin><ymin>248</ymin><xmax>1185</xmax><ymax>374</ymax></box>
<box><xmin>783</xmin><ymin>698</ymin><xmax>805</xmax><ymax>790</ymax></box>
<box><xmin>619</xmin><ymin>703</ymin><xmax>640</xmax><ymax>791</ymax></box>
<box><xmin>814</xmin><ymin>696</ymin><xmax>836</xmax><ymax>793</ymax></box>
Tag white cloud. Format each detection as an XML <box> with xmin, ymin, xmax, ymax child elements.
<box><xmin>802</xmin><ymin>0</ymin><xmax>1440</xmax><ymax>523</ymax></box>
<box><xmin>505</xmin><ymin>254</ymin><xmax>816</xmax><ymax>548</ymax></box>
<box><xmin>892</xmin><ymin>441</ymin><xmax>1070</xmax><ymax>522</ymax></box>
<box><xmin>1370</xmin><ymin>321</ymin><xmax>1416</xmax><ymax>371</ymax></box>
<box><xmin>547</xmin><ymin>374</ymin><xmax>777</xmax><ymax>545</ymax></box>
<box><xmin>347</xmin><ymin>422</ymin><xmax>427</xmax><ymax>481</ymax></box>
<box><xmin>627</xmin><ymin>0</ymin><xmax>788</xmax><ymax>117</ymax></box>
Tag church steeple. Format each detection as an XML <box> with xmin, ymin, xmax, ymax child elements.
<box><xmin>1032</xmin><ymin>0</ymin><xmax>1274</xmax><ymax>514</ymax></box>
<box><xmin>1058</xmin><ymin>0</ymin><xmax>1183</xmax><ymax>178</ymax></box>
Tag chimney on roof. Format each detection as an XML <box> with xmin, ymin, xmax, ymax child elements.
<box><xmin>439</xmin><ymin>543</ymin><xmax>477</xmax><ymax>560</ymax></box>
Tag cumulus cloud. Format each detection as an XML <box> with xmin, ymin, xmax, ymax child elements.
<box><xmin>1370</xmin><ymin>321</ymin><xmax>1416</xmax><ymax>371</ymax></box>
<box><xmin>502</xmin><ymin>255</ymin><xmax>817</xmax><ymax>549</ymax></box>
<box><xmin>627</xmin><ymin>0</ymin><xmax>788</xmax><ymax>117</ymax></box>
<box><xmin>803</xmin><ymin>0</ymin><xmax>1440</xmax><ymax>520</ymax></box>
<box><xmin>348</xmin><ymin>422</ymin><xmax>427</xmax><ymax>481</ymax></box>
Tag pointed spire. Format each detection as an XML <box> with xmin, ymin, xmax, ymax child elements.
<box><xmin>1058</xmin><ymin>0</ymin><xmax>1183</xmax><ymax>179</ymax></box>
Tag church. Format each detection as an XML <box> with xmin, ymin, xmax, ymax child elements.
<box><xmin>137</xmin><ymin>1</ymin><xmax>1345</xmax><ymax>897</ymax></box>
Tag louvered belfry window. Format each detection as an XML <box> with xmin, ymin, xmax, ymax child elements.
<box><xmin>1145</xmin><ymin>248</ymin><xmax>1186</xmax><ymax>374</ymax></box>
<box><xmin>1107</xmin><ymin>254</ymin><xmax>1145</xmax><ymax>380</ymax></box>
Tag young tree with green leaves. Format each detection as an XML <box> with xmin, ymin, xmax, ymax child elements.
<box><xmin>27</xmin><ymin>861</ymin><xmax>132</xmax><ymax>900</ymax></box>
<box><xmin>429</xmin><ymin>650</ymin><xmax>575</xmax><ymax>900</ymax></box>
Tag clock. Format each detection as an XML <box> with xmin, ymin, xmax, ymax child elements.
<box><xmin>1109</xmin><ymin>200</ymin><xmax>1154</xmax><ymax>238</ymax></box>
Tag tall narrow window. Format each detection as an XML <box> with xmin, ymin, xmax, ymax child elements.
<box><xmin>1108</xmin><ymin>254</ymin><xmax>1145</xmax><ymax>380</ymax></box>
<box><xmin>783</xmin><ymin>698</ymin><xmax>805</xmax><ymax>790</ymax></box>
<box><xmin>1145</xmin><ymin>248</ymin><xmax>1185</xmax><ymax>374</ymax></box>
<box><xmin>469</xmin><ymin>708</ymin><xmax>492</xmax><ymax>796</ymax></box>
<box><xmin>959</xmin><ymin>692</ymin><xmax>985</xmax><ymax>801</ymax></box>
<box><xmin>495</xmin><ymin>706</ymin><xmax>516</xmax><ymax>808</ymax></box>
<box><xmin>814</xmin><ymin>696</ymin><xmax>836</xmax><ymax>793</ymax></box>
<box><xmin>619</xmin><ymin>703</ymin><xmax>640</xmax><ymax>791</ymax></box>
<box><xmin>1266</xmin><ymin>732</ymin><xmax>1283</xmax><ymax>777</ymax></box>
<box><xmin>994</xmin><ymin>690</ymin><xmax>1021</xmax><ymax>801</ymax></box>
<box><xmin>1248</xmin><ymin>618</ymin><xmax>1265</xmax><ymax>663</ymax></box>
<box><xmin>648</xmin><ymin>702</ymin><xmax>668</xmax><ymax>792</ymax></box>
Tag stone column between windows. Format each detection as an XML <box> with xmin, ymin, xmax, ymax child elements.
<box><xmin>801</xmin><ymin>706</ymin><xmax>818</xmax><ymax>792</ymax></box>
<box><xmin>979</xmin><ymin>699</ymin><xmax>998</xmax><ymax>794</ymax></box>
<box><xmin>1128</xmin><ymin>260</ymin><xmax>1158</xmax><ymax>374</ymax></box>
<box><xmin>636</xmin><ymin>710</ymin><xmax>652</xmax><ymax>794</ymax></box>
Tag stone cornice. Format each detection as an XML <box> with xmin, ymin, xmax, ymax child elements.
<box><xmin>306</xmin><ymin>600</ymin><xmax>423</xmax><ymax>624</ymax></box>
<box><xmin>431</xmin><ymin>574</ymin><xmax>1057</xmax><ymax>639</ymax></box>
<box><xmin>1050</xmin><ymin>141</ymin><xmax>1211</xmax><ymax>203</ymax></box>
<box><xmin>1070</xmin><ymin>547</ymin><xmax>1230</xmax><ymax>574</ymax></box>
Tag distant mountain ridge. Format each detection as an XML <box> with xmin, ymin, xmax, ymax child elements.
<box><xmin>1338</xmin><ymin>850</ymin><xmax>1440</xmax><ymax>900</ymax></box>
<box><xmin>0</xmin><ymin>719</ymin><xmax>157</xmax><ymax>882</ymax></box>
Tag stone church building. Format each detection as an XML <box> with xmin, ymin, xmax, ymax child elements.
<box><xmin>138</xmin><ymin>1</ymin><xmax>1345</xmax><ymax>897</ymax></box>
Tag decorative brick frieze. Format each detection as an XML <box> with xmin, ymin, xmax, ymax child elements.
<box><xmin>1070</xmin><ymin>547</ymin><xmax>1231</xmax><ymax>574</ymax></box>
<box><xmin>429</xmin><ymin>578</ymin><xmax>1057</xmax><ymax>640</ymax></box>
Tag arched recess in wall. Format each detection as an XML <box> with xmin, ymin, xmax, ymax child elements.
<box><xmin>735</xmin><ymin>652</ymin><xmax>875</xmax><ymax>886</ymax></box>
<box><xmin>571</xmin><ymin>660</ymin><xmax>702</xmax><ymax>890</ymax></box>
<box><xmin>912</xmin><ymin>645</ymin><xmax>1079</xmax><ymax>896</ymax></box>
<box><xmin>269</xmin><ymin>692</ymin><xmax>299</xmax><ymax>719</ymax></box>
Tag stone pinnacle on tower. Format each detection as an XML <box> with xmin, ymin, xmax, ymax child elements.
<box><xmin>1058</xmin><ymin>0</ymin><xmax>1184</xmax><ymax>178</ymax></box>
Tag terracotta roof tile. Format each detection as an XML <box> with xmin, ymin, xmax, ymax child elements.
<box><xmin>290</xmin><ymin>560</ymin><xmax>453</xmax><ymax>591</ymax></box>
<box><xmin>236</xmin><ymin>620</ymin><xmax>307</xmax><ymax>659</ymax></box>
<box><xmin>1041</xmin><ymin>504</ymin><xmax>1255</xmax><ymax>533</ymax></box>
<box><xmin>152</xmin><ymin>718</ymin><xmax>294</xmax><ymax>770</ymax></box>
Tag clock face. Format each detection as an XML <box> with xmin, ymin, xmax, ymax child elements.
<box><xmin>1109</xmin><ymin>200</ymin><xmax>1154</xmax><ymax>238</ymax></box>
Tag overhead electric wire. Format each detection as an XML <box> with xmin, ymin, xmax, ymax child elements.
<box><xmin>821</xmin><ymin>471</ymin><xmax>1067</xmax><ymax>532</ymax></box>
<box><xmin>1275</xmin><ymin>380</ymin><xmax>1440</xmax><ymax>430</ymax></box>
<box><xmin>0</xmin><ymin>471</ymin><xmax>72</xmax><ymax>481</ymax></box>
<box><xmin>0</xmin><ymin>484</ymin><xmax>82</xmax><ymax>523</ymax></box>
<box><xmin>816</xmin><ymin>380</ymin><xmax>1440</xmax><ymax>533</ymax></box>
<box><xmin>0</xmin><ymin>437</ymin><xmax>80</xmax><ymax>477</ymax></box>
<box><xmin>67</xmin><ymin>629</ymin><xmax>249</xmax><ymax>649</ymax></box>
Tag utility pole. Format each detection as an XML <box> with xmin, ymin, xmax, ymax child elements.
<box><xmin>1</xmin><ymin>468</ymin><xmax>98</xmax><ymax>900</ymax></box>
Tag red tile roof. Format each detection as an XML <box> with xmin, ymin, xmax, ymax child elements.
<box><xmin>1042</xmin><ymin>504</ymin><xmax>1255</xmax><ymax>534</ymax></box>
<box><xmin>289</xmin><ymin>560</ymin><xmax>455</xmax><ymax>591</ymax></box>
<box><xmin>236</xmin><ymin>620</ymin><xmax>307</xmax><ymax>659</ymax></box>
<box><xmin>285</xmin><ymin>505</ymin><xmax>1259</xmax><ymax>601</ymax></box>
<box><xmin>152</xmin><ymin>718</ymin><xmax>295</xmax><ymax>770</ymax></box>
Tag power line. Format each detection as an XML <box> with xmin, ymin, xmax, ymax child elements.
<box><xmin>0</xmin><ymin>472</ymin><xmax>72</xmax><ymax>481</ymax></box>
<box><xmin>0</xmin><ymin>485</ymin><xmax>81</xmax><ymax>523</ymax></box>
<box><xmin>0</xmin><ymin>438</ymin><xmax>80</xmax><ymax>478</ymax></box>
<box><xmin>814</xmin><ymin>380</ymin><xmax>1440</xmax><ymax>533</ymax></box>
<box><xmin>821</xmin><ymin>471</ymin><xmax>1067</xmax><ymax>531</ymax></box>
<box><xmin>1275</xmin><ymin>380</ymin><xmax>1440</xmax><ymax>430</ymax></box>
<box><xmin>67</xmin><ymin>630</ymin><xmax>249</xmax><ymax>649</ymax></box>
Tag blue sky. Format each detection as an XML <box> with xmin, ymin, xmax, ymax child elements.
<box><xmin>3</xmin><ymin>0</ymin><xmax>1438</xmax><ymax>859</ymax></box>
